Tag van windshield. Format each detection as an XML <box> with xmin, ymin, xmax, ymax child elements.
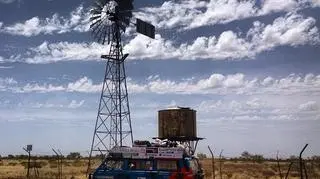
<box><xmin>103</xmin><ymin>160</ymin><xmax>124</xmax><ymax>169</ymax></box>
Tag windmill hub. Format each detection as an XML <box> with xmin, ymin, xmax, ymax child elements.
<box><xmin>101</xmin><ymin>1</ymin><xmax>118</xmax><ymax>22</ymax></box>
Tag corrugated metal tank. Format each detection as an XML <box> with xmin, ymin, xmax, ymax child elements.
<box><xmin>158</xmin><ymin>107</ymin><xmax>197</xmax><ymax>139</ymax></box>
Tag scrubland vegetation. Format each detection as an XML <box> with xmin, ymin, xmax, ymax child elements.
<box><xmin>0</xmin><ymin>153</ymin><xmax>319</xmax><ymax>179</ymax></box>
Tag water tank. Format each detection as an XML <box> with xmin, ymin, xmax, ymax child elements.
<box><xmin>158</xmin><ymin>107</ymin><xmax>197</xmax><ymax>139</ymax></box>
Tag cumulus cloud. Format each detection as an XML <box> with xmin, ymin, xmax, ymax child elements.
<box><xmin>3</xmin><ymin>12</ymin><xmax>318</xmax><ymax>64</ymax></box>
<box><xmin>311</xmin><ymin>0</ymin><xmax>320</xmax><ymax>7</ymax></box>
<box><xmin>1</xmin><ymin>73</ymin><xmax>320</xmax><ymax>96</ymax></box>
<box><xmin>130</xmin><ymin>13</ymin><xmax>319</xmax><ymax>60</ymax></box>
<box><xmin>299</xmin><ymin>101</ymin><xmax>318</xmax><ymax>111</ymax></box>
<box><xmin>66</xmin><ymin>77</ymin><xmax>101</xmax><ymax>93</ymax></box>
<box><xmin>0</xmin><ymin>5</ymin><xmax>89</xmax><ymax>36</ymax></box>
<box><xmin>0</xmin><ymin>77</ymin><xmax>17</xmax><ymax>91</ymax></box>
<box><xmin>26</xmin><ymin>100</ymin><xmax>85</xmax><ymax>109</ymax></box>
<box><xmin>24</xmin><ymin>41</ymin><xmax>105</xmax><ymax>63</ymax></box>
<box><xmin>0</xmin><ymin>0</ymin><xmax>15</xmax><ymax>3</ymax></box>
<box><xmin>0</xmin><ymin>65</ymin><xmax>14</xmax><ymax>69</ymax></box>
<box><xmin>248</xmin><ymin>13</ymin><xmax>319</xmax><ymax>53</ymax></box>
<box><xmin>18</xmin><ymin>77</ymin><xmax>101</xmax><ymax>93</ymax></box>
<box><xmin>259</xmin><ymin>0</ymin><xmax>300</xmax><ymax>15</ymax></box>
<box><xmin>135</xmin><ymin>0</ymin><xmax>317</xmax><ymax>31</ymax></box>
<box><xmin>1</xmin><ymin>0</ymin><xmax>317</xmax><ymax>37</ymax></box>
<box><xmin>197</xmin><ymin>97</ymin><xmax>320</xmax><ymax>122</ymax></box>
<box><xmin>68</xmin><ymin>100</ymin><xmax>85</xmax><ymax>109</ymax></box>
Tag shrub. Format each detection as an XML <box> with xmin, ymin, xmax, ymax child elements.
<box><xmin>8</xmin><ymin>162</ymin><xmax>18</xmax><ymax>166</ymax></box>
<box><xmin>197</xmin><ymin>153</ymin><xmax>207</xmax><ymax>159</ymax></box>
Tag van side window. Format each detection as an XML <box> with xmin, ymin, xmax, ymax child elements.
<box><xmin>157</xmin><ymin>160</ymin><xmax>178</xmax><ymax>170</ymax></box>
<box><xmin>128</xmin><ymin>160</ymin><xmax>153</xmax><ymax>170</ymax></box>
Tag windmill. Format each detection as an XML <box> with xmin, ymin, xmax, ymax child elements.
<box><xmin>87</xmin><ymin>0</ymin><xmax>155</xmax><ymax>173</ymax></box>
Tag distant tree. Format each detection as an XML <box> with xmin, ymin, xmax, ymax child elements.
<box><xmin>241</xmin><ymin>151</ymin><xmax>251</xmax><ymax>159</ymax></box>
<box><xmin>8</xmin><ymin>154</ymin><xmax>14</xmax><ymax>159</ymax></box>
<box><xmin>15</xmin><ymin>154</ymin><xmax>28</xmax><ymax>159</ymax></box>
<box><xmin>197</xmin><ymin>153</ymin><xmax>207</xmax><ymax>159</ymax></box>
<box><xmin>289</xmin><ymin>155</ymin><xmax>298</xmax><ymax>160</ymax></box>
<box><xmin>94</xmin><ymin>154</ymin><xmax>105</xmax><ymax>160</ymax></box>
<box><xmin>311</xmin><ymin>155</ymin><xmax>320</xmax><ymax>161</ymax></box>
<box><xmin>67</xmin><ymin>152</ymin><xmax>82</xmax><ymax>159</ymax></box>
<box><xmin>252</xmin><ymin>154</ymin><xmax>264</xmax><ymax>163</ymax></box>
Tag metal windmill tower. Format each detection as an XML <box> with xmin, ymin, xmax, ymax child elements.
<box><xmin>87</xmin><ymin>0</ymin><xmax>155</xmax><ymax>172</ymax></box>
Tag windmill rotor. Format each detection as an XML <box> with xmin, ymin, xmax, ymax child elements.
<box><xmin>89</xmin><ymin>0</ymin><xmax>133</xmax><ymax>45</ymax></box>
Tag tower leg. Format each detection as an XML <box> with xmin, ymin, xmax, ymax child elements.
<box><xmin>87</xmin><ymin>40</ymin><xmax>133</xmax><ymax>174</ymax></box>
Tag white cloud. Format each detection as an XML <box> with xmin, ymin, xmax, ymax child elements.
<box><xmin>136</xmin><ymin>0</ymin><xmax>316</xmax><ymax>31</ymax></box>
<box><xmin>0</xmin><ymin>77</ymin><xmax>17</xmax><ymax>91</ymax></box>
<box><xmin>32</xmin><ymin>102</ymin><xmax>63</xmax><ymax>108</ymax></box>
<box><xmin>1</xmin><ymin>0</ymin><xmax>318</xmax><ymax>38</ymax></box>
<box><xmin>196</xmin><ymin>97</ymin><xmax>320</xmax><ymax>122</ymax></box>
<box><xmin>126</xmin><ymin>12</ymin><xmax>319</xmax><ymax>61</ymax></box>
<box><xmin>27</xmin><ymin>100</ymin><xmax>85</xmax><ymax>109</ymax></box>
<box><xmin>259</xmin><ymin>0</ymin><xmax>300</xmax><ymax>15</ymax></box>
<box><xmin>22</xmin><ymin>83</ymin><xmax>65</xmax><ymax>93</ymax></box>
<box><xmin>0</xmin><ymin>5</ymin><xmax>89</xmax><ymax>36</ymax></box>
<box><xmin>6</xmin><ymin>13</ymin><xmax>315</xmax><ymax>63</ymax></box>
<box><xmin>2</xmin><ymin>73</ymin><xmax>319</xmax><ymax>96</ymax></box>
<box><xmin>0</xmin><ymin>65</ymin><xmax>14</xmax><ymax>69</ymax></box>
<box><xmin>66</xmin><ymin>77</ymin><xmax>101</xmax><ymax>93</ymax></box>
<box><xmin>299</xmin><ymin>101</ymin><xmax>318</xmax><ymax>111</ymax></box>
<box><xmin>68</xmin><ymin>100</ymin><xmax>85</xmax><ymax>109</ymax></box>
<box><xmin>16</xmin><ymin>77</ymin><xmax>101</xmax><ymax>93</ymax></box>
<box><xmin>311</xmin><ymin>0</ymin><xmax>320</xmax><ymax>7</ymax></box>
<box><xmin>248</xmin><ymin>13</ymin><xmax>319</xmax><ymax>53</ymax></box>
<box><xmin>0</xmin><ymin>0</ymin><xmax>15</xmax><ymax>3</ymax></box>
<box><xmin>188</xmin><ymin>0</ymin><xmax>258</xmax><ymax>30</ymax></box>
<box><xmin>24</xmin><ymin>41</ymin><xmax>105</xmax><ymax>63</ymax></box>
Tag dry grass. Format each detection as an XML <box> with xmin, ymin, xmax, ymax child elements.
<box><xmin>0</xmin><ymin>158</ymin><xmax>319</xmax><ymax>179</ymax></box>
<box><xmin>200</xmin><ymin>159</ymin><xmax>320</xmax><ymax>179</ymax></box>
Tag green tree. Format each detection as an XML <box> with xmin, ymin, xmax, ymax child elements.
<box><xmin>252</xmin><ymin>154</ymin><xmax>264</xmax><ymax>163</ymax></box>
<box><xmin>67</xmin><ymin>152</ymin><xmax>82</xmax><ymax>159</ymax></box>
<box><xmin>241</xmin><ymin>151</ymin><xmax>251</xmax><ymax>159</ymax></box>
<box><xmin>197</xmin><ymin>153</ymin><xmax>207</xmax><ymax>159</ymax></box>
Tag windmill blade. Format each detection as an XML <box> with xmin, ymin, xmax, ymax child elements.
<box><xmin>101</xmin><ymin>26</ymin><xmax>108</xmax><ymax>45</ymax></box>
<box><xmin>90</xmin><ymin>19</ymin><xmax>101</xmax><ymax>29</ymax></box>
<box><xmin>90</xmin><ymin>9</ymin><xmax>102</xmax><ymax>15</ymax></box>
<box><xmin>90</xmin><ymin>0</ymin><xmax>134</xmax><ymax>45</ymax></box>
<box><xmin>95</xmin><ymin>0</ymin><xmax>106</xmax><ymax>8</ymax></box>
<box><xmin>98</xmin><ymin>26</ymin><xmax>107</xmax><ymax>44</ymax></box>
<box><xmin>92</xmin><ymin>2</ymin><xmax>103</xmax><ymax>11</ymax></box>
<box><xmin>119</xmin><ymin>23</ymin><xmax>126</xmax><ymax>32</ymax></box>
<box><xmin>107</xmin><ymin>25</ymin><xmax>111</xmax><ymax>44</ymax></box>
<box><xmin>90</xmin><ymin>15</ymin><xmax>101</xmax><ymax>22</ymax></box>
<box><xmin>92</xmin><ymin>19</ymin><xmax>105</xmax><ymax>36</ymax></box>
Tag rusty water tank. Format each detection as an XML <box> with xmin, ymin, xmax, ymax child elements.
<box><xmin>158</xmin><ymin>107</ymin><xmax>197</xmax><ymax>139</ymax></box>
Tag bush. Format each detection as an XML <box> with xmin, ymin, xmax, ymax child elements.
<box><xmin>67</xmin><ymin>152</ymin><xmax>82</xmax><ymax>159</ymax></box>
<box><xmin>197</xmin><ymin>153</ymin><xmax>207</xmax><ymax>159</ymax></box>
<box><xmin>8</xmin><ymin>162</ymin><xmax>18</xmax><ymax>166</ymax></box>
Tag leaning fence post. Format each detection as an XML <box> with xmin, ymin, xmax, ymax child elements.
<box><xmin>299</xmin><ymin>144</ymin><xmax>308</xmax><ymax>179</ymax></box>
<box><xmin>208</xmin><ymin>146</ymin><xmax>215</xmax><ymax>179</ymax></box>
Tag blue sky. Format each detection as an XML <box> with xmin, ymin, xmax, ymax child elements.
<box><xmin>0</xmin><ymin>0</ymin><xmax>320</xmax><ymax>158</ymax></box>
